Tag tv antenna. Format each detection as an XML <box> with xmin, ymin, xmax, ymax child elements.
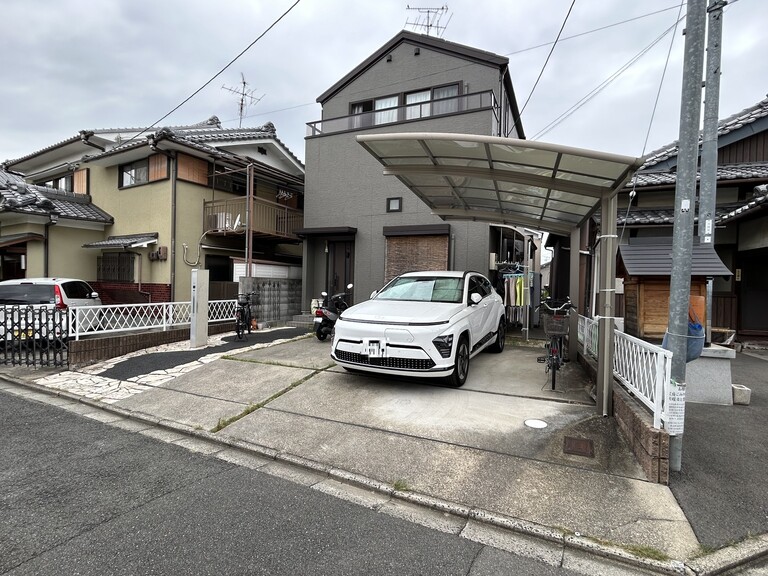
<box><xmin>221</xmin><ymin>73</ymin><xmax>265</xmax><ymax>127</ymax></box>
<box><xmin>405</xmin><ymin>4</ymin><xmax>452</xmax><ymax>37</ymax></box>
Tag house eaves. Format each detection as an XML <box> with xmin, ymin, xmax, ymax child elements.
<box><xmin>631</xmin><ymin>162</ymin><xmax>768</xmax><ymax>189</ymax></box>
<box><xmin>618</xmin><ymin>238</ymin><xmax>732</xmax><ymax>277</ymax></box>
<box><xmin>82</xmin><ymin>233</ymin><xmax>158</xmax><ymax>249</ymax></box>
<box><xmin>4</xmin><ymin>131</ymin><xmax>112</xmax><ymax>175</ymax></box>
<box><xmin>0</xmin><ymin>169</ymin><xmax>113</xmax><ymax>224</ymax></box>
<box><xmin>316</xmin><ymin>30</ymin><xmax>510</xmax><ymax>105</ymax></box>
<box><xmin>638</xmin><ymin>96</ymin><xmax>768</xmax><ymax>171</ymax></box>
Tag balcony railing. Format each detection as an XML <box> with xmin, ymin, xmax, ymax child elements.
<box><xmin>307</xmin><ymin>90</ymin><xmax>498</xmax><ymax>137</ymax></box>
<box><xmin>203</xmin><ymin>197</ymin><xmax>303</xmax><ymax>240</ymax></box>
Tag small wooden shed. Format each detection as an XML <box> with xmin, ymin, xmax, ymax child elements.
<box><xmin>618</xmin><ymin>238</ymin><xmax>732</xmax><ymax>341</ymax></box>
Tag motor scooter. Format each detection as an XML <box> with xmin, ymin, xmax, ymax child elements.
<box><xmin>314</xmin><ymin>283</ymin><xmax>353</xmax><ymax>341</ymax></box>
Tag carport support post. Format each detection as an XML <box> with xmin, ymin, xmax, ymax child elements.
<box><xmin>596</xmin><ymin>194</ymin><xmax>617</xmax><ymax>417</ymax></box>
<box><xmin>569</xmin><ymin>227</ymin><xmax>580</xmax><ymax>362</ymax></box>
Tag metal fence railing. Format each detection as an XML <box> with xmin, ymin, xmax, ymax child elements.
<box><xmin>577</xmin><ymin>314</ymin><xmax>672</xmax><ymax>429</ymax></box>
<box><xmin>70</xmin><ymin>299</ymin><xmax>237</xmax><ymax>341</ymax></box>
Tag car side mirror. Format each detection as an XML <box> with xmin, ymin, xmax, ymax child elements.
<box><xmin>370</xmin><ymin>290</ymin><xmax>378</xmax><ymax>299</ymax></box>
<box><xmin>470</xmin><ymin>293</ymin><xmax>482</xmax><ymax>305</ymax></box>
<box><xmin>90</xmin><ymin>292</ymin><xmax>99</xmax><ymax>299</ymax></box>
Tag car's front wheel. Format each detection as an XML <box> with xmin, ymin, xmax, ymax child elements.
<box><xmin>446</xmin><ymin>335</ymin><xmax>470</xmax><ymax>387</ymax></box>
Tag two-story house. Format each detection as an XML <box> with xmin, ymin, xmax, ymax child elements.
<box><xmin>1</xmin><ymin>117</ymin><xmax>305</xmax><ymax>307</ymax></box>
<box><xmin>299</xmin><ymin>30</ymin><xmax>537</xmax><ymax>307</ymax></box>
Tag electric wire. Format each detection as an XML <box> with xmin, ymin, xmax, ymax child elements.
<box><xmin>531</xmin><ymin>9</ymin><xmax>685</xmax><ymax>141</ymax></box>
<box><xmin>619</xmin><ymin>1</ymin><xmax>686</xmax><ymax>244</ymax></box>
<box><xmin>228</xmin><ymin>3</ymin><xmax>680</xmax><ymax>127</ymax></box>
<box><xmin>494</xmin><ymin>0</ymin><xmax>576</xmax><ymax>135</ymax></box>
<box><xmin>116</xmin><ymin>0</ymin><xmax>302</xmax><ymax>149</ymax></box>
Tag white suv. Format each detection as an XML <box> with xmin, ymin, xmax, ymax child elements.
<box><xmin>0</xmin><ymin>278</ymin><xmax>102</xmax><ymax>344</ymax></box>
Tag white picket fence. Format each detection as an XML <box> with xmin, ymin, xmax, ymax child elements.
<box><xmin>578</xmin><ymin>315</ymin><xmax>672</xmax><ymax>429</ymax></box>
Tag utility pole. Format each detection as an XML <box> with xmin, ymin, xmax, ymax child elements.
<box><xmin>699</xmin><ymin>1</ymin><xmax>727</xmax><ymax>344</ymax></box>
<box><xmin>667</xmin><ymin>0</ymin><xmax>707</xmax><ymax>472</ymax></box>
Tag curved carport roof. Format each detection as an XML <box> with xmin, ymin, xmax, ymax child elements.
<box><xmin>357</xmin><ymin>133</ymin><xmax>642</xmax><ymax>234</ymax></box>
<box><xmin>357</xmin><ymin>132</ymin><xmax>643</xmax><ymax>416</ymax></box>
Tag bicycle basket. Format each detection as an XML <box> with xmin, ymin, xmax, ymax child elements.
<box><xmin>237</xmin><ymin>294</ymin><xmax>250</xmax><ymax>306</ymax></box>
<box><xmin>542</xmin><ymin>313</ymin><xmax>569</xmax><ymax>336</ymax></box>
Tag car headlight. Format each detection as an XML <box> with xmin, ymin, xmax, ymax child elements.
<box><xmin>432</xmin><ymin>334</ymin><xmax>454</xmax><ymax>358</ymax></box>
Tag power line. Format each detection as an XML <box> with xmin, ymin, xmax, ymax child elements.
<box><xmin>512</xmin><ymin>0</ymin><xmax>577</xmax><ymax>133</ymax></box>
<box><xmin>505</xmin><ymin>3</ymin><xmax>683</xmax><ymax>57</ymax></box>
<box><xmin>531</xmin><ymin>11</ymin><xmax>685</xmax><ymax>141</ymax></box>
<box><xmin>118</xmin><ymin>0</ymin><xmax>301</xmax><ymax>148</ymax></box>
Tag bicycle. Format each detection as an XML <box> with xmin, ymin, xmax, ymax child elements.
<box><xmin>235</xmin><ymin>292</ymin><xmax>256</xmax><ymax>340</ymax></box>
<box><xmin>536</xmin><ymin>297</ymin><xmax>575</xmax><ymax>390</ymax></box>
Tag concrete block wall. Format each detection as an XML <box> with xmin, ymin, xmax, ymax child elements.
<box><xmin>239</xmin><ymin>277</ymin><xmax>302</xmax><ymax>324</ymax></box>
<box><xmin>578</xmin><ymin>352</ymin><xmax>671</xmax><ymax>484</ymax></box>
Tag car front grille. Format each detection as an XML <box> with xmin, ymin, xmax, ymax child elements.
<box><xmin>335</xmin><ymin>350</ymin><xmax>436</xmax><ymax>371</ymax></box>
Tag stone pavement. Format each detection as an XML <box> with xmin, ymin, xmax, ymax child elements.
<box><xmin>1</xmin><ymin>328</ymin><xmax>766</xmax><ymax>575</ymax></box>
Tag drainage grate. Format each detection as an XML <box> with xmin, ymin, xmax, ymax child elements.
<box><xmin>563</xmin><ymin>436</ymin><xmax>594</xmax><ymax>458</ymax></box>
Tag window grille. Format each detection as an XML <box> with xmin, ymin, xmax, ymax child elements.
<box><xmin>97</xmin><ymin>253</ymin><xmax>135</xmax><ymax>282</ymax></box>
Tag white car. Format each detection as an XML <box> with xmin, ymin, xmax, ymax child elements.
<box><xmin>331</xmin><ymin>271</ymin><xmax>506</xmax><ymax>387</ymax></box>
<box><xmin>0</xmin><ymin>278</ymin><xmax>103</xmax><ymax>345</ymax></box>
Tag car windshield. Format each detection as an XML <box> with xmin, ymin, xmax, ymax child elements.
<box><xmin>377</xmin><ymin>276</ymin><xmax>464</xmax><ymax>303</ymax></box>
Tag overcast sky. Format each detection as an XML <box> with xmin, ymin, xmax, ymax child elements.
<box><xmin>1</xmin><ymin>0</ymin><xmax>766</xmax><ymax>166</ymax></box>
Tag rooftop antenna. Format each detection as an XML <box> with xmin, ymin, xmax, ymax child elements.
<box><xmin>221</xmin><ymin>73</ymin><xmax>265</xmax><ymax>128</ymax></box>
<box><xmin>405</xmin><ymin>4</ymin><xmax>452</xmax><ymax>37</ymax></box>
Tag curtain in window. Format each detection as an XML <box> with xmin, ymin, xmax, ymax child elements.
<box><xmin>374</xmin><ymin>96</ymin><xmax>398</xmax><ymax>125</ymax></box>
<box><xmin>433</xmin><ymin>85</ymin><xmax>459</xmax><ymax>115</ymax></box>
<box><xmin>405</xmin><ymin>90</ymin><xmax>430</xmax><ymax>120</ymax></box>
<box><xmin>351</xmin><ymin>102</ymin><xmax>365</xmax><ymax>129</ymax></box>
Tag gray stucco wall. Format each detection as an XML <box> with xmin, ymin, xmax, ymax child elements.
<box><xmin>302</xmin><ymin>39</ymin><xmax>511</xmax><ymax>309</ymax></box>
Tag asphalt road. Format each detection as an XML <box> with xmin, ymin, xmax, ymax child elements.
<box><xmin>668</xmin><ymin>351</ymin><xmax>768</xmax><ymax>549</ymax></box>
<box><xmin>1</xmin><ymin>388</ymin><xmax>592</xmax><ymax>576</ymax></box>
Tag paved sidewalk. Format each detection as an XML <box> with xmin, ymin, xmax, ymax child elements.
<box><xmin>2</xmin><ymin>329</ymin><xmax>766</xmax><ymax>575</ymax></box>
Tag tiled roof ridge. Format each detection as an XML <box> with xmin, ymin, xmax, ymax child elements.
<box><xmin>640</xmin><ymin>95</ymin><xmax>768</xmax><ymax>169</ymax></box>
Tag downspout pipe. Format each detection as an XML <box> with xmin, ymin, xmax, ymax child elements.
<box><xmin>170</xmin><ymin>152</ymin><xmax>178</xmax><ymax>301</ymax></box>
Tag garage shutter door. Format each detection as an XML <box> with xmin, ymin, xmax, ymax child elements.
<box><xmin>385</xmin><ymin>235</ymin><xmax>449</xmax><ymax>282</ymax></box>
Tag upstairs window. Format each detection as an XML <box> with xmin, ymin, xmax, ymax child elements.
<box><xmin>118</xmin><ymin>154</ymin><xmax>168</xmax><ymax>188</ymax></box>
<box><xmin>36</xmin><ymin>173</ymin><xmax>74</xmax><ymax>192</ymax></box>
<box><xmin>120</xmin><ymin>159</ymin><xmax>149</xmax><ymax>187</ymax></box>
<box><xmin>350</xmin><ymin>84</ymin><xmax>461</xmax><ymax>129</ymax></box>
<box><xmin>432</xmin><ymin>84</ymin><xmax>459</xmax><ymax>115</ymax></box>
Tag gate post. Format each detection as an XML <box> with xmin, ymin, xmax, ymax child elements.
<box><xmin>190</xmin><ymin>269</ymin><xmax>209</xmax><ymax>348</ymax></box>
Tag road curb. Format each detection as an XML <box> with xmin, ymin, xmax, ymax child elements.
<box><xmin>2</xmin><ymin>372</ymin><xmax>766</xmax><ymax>575</ymax></box>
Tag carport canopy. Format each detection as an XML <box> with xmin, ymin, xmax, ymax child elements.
<box><xmin>357</xmin><ymin>133</ymin><xmax>642</xmax><ymax>235</ymax></box>
<box><xmin>357</xmin><ymin>132</ymin><xmax>644</xmax><ymax>416</ymax></box>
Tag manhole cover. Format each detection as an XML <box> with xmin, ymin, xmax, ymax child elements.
<box><xmin>524</xmin><ymin>419</ymin><xmax>548</xmax><ymax>429</ymax></box>
<box><xmin>563</xmin><ymin>436</ymin><xmax>595</xmax><ymax>458</ymax></box>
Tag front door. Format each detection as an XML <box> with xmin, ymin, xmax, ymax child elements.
<box><xmin>326</xmin><ymin>241</ymin><xmax>354</xmax><ymax>299</ymax></box>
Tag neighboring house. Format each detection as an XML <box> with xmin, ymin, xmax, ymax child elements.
<box><xmin>300</xmin><ymin>30</ymin><xmax>539</xmax><ymax>307</ymax></box>
<box><xmin>547</xmin><ymin>96</ymin><xmax>768</xmax><ymax>338</ymax></box>
<box><xmin>1</xmin><ymin>117</ymin><xmax>305</xmax><ymax>306</ymax></box>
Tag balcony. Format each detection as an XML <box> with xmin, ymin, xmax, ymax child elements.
<box><xmin>306</xmin><ymin>90</ymin><xmax>498</xmax><ymax>137</ymax></box>
<box><xmin>203</xmin><ymin>197</ymin><xmax>303</xmax><ymax>241</ymax></box>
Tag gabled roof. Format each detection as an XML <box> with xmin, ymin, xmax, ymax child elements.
<box><xmin>5</xmin><ymin>116</ymin><xmax>304</xmax><ymax>175</ymax></box>
<box><xmin>83</xmin><ymin>127</ymin><xmax>305</xmax><ymax>188</ymax></box>
<box><xmin>618</xmin><ymin>238</ymin><xmax>732</xmax><ymax>277</ymax></box>
<box><xmin>0</xmin><ymin>169</ymin><xmax>113</xmax><ymax>224</ymax></box>
<box><xmin>638</xmin><ymin>96</ymin><xmax>768</xmax><ymax>171</ymax></box>
<box><xmin>317</xmin><ymin>30</ymin><xmax>509</xmax><ymax>103</ymax></box>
